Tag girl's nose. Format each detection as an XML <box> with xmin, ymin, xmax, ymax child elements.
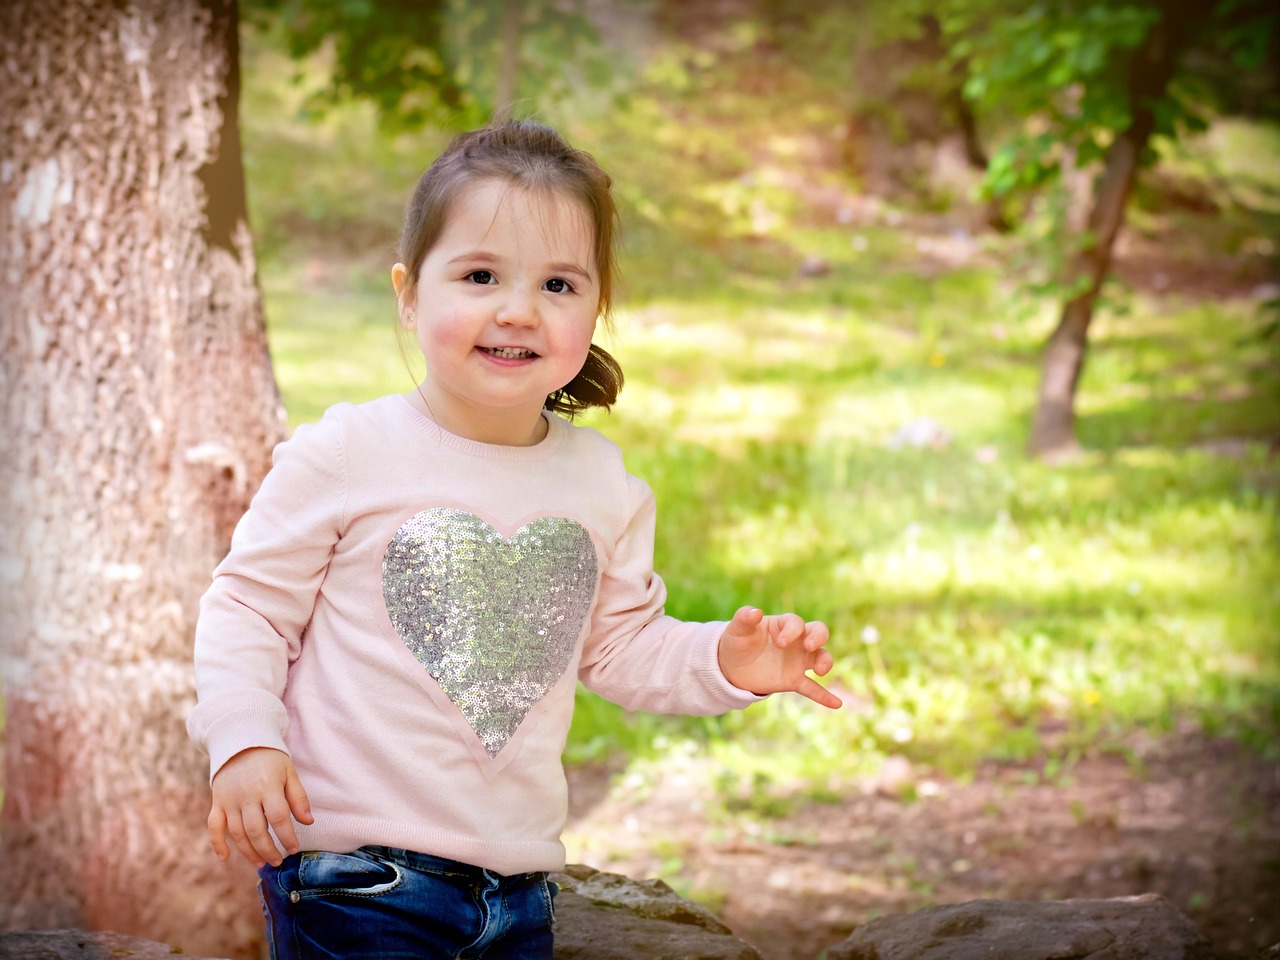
<box><xmin>496</xmin><ymin>288</ymin><xmax>538</xmax><ymax>327</ymax></box>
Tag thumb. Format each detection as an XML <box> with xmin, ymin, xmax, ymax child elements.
<box><xmin>285</xmin><ymin>765</ymin><xmax>314</xmax><ymax>825</ymax></box>
<box><xmin>725</xmin><ymin>606</ymin><xmax>763</xmax><ymax>636</ymax></box>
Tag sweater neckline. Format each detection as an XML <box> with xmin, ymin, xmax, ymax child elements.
<box><xmin>393</xmin><ymin>393</ymin><xmax>567</xmax><ymax>461</ymax></box>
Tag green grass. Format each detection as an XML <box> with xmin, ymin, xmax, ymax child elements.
<box><xmin>242</xmin><ymin>21</ymin><xmax>1280</xmax><ymax>796</ymax></box>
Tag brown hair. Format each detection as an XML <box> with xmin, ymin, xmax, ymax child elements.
<box><xmin>397</xmin><ymin>120</ymin><xmax>623</xmax><ymax>416</ymax></box>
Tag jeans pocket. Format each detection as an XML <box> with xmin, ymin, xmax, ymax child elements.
<box><xmin>294</xmin><ymin>850</ymin><xmax>403</xmax><ymax>900</ymax></box>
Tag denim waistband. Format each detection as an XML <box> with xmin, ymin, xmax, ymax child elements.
<box><xmin>359</xmin><ymin>845</ymin><xmax>545</xmax><ymax>884</ymax></box>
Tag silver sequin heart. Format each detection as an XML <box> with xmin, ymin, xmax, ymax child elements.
<box><xmin>382</xmin><ymin>509</ymin><xmax>598</xmax><ymax>758</ymax></box>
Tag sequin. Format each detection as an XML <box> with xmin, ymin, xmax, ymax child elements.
<box><xmin>382</xmin><ymin>509</ymin><xmax>598</xmax><ymax>758</ymax></box>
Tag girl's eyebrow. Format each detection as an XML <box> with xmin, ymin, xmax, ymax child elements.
<box><xmin>446</xmin><ymin>250</ymin><xmax>503</xmax><ymax>266</ymax></box>
<box><xmin>547</xmin><ymin>261</ymin><xmax>593</xmax><ymax>281</ymax></box>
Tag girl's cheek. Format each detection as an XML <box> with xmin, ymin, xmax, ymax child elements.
<box><xmin>429</xmin><ymin>311</ymin><xmax>469</xmax><ymax>341</ymax></box>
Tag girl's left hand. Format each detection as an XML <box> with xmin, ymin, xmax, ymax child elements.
<box><xmin>717</xmin><ymin>606</ymin><xmax>842</xmax><ymax>709</ymax></box>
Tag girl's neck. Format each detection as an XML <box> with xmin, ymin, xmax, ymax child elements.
<box><xmin>405</xmin><ymin>386</ymin><xmax>549</xmax><ymax>447</ymax></box>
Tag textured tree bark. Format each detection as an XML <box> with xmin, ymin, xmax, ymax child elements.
<box><xmin>0</xmin><ymin>1</ymin><xmax>283</xmax><ymax>956</ymax></box>
<box><xmin>1027</xmin><ymin>6</ymin><xmax>1188</xmax><ymax>460</ymax></box>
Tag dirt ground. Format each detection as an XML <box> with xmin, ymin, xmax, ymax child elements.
<box><xmin>563</xmin><ymin>731</ymin><xmax>1280</xmax><ymax>960</ymax></box>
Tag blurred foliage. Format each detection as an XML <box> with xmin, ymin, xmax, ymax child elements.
<box><xmin>241</xmin><ymin>0</ymin><xmax>622</xmax><ymax>130</ymax></box>
<box><xmin>953</xmin><ymin>1</ymin><xmax>1273</xmax><ymax>294</ymax></box>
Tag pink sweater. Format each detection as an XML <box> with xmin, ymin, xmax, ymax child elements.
<box><xmin>187</xmin><ymin>394</ymin><xmax>759</xmax><ymax>874</ymax></box>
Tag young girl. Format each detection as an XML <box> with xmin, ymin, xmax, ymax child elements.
<box><xmin>188</xmin><ymin>119</ymin><xmax>841</xmax><ymax>960</ymax></box>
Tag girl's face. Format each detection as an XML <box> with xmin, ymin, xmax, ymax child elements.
<box><xmin>392</xmin><ymin>180</ymin><xmax>600</xmax><ymax>446</ymax></box>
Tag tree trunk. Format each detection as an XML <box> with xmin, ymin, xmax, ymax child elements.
<box><xmin>1028</xmin><ymin>6</ymin><xmax>1187</xmax><ymax>459</ymax></box>
<box><xmin>0</xmin><ymin>1</ymin><xmax>284</xmax><ymax>956</ymax></box>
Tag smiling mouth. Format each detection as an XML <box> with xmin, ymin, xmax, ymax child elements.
<box><xmin>481</xmin><ymin>346</ymin><xmax>538</xmax><ymax>359</ymax></box>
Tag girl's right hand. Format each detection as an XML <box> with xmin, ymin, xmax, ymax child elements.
<box><xmin>208</xmin><ymin>746</ymin><xmax>314</xmax><ymax>869</ymax></box>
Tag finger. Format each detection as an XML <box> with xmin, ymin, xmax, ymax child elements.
<box><xmin>803</xmin><ymin>621</ymin><xmax>831</xmax><ymax>651</ymax></box>
<box><xmin>207</xmin><ymin>805</ymin><xmax>230</xmax><ymax>862</ymax></box>
<box><xmin>239</xmin><ymin>803</ymin><xmax>284</xmax><ymax>868</ymax></box>
<box><xmin>773</xmin><ymin>613</ymin><xmax>805</xmax><ymax>646</ymax></box>
<box><xmin>796</xmin><ymin>675</ymin><xmax>843</xmax><ymax>710</ymax></box>
<box><xmin>808</xmin><ymin>648</ymin><xmax>834</xmax><ymax>676</ymax></box>
<box><xmin>285</xmin><ymin>767</ymin><xmax>315</xmax><ymax>826</ymax></box>
<box><xmin>265</xmin><ymin>795</ymin><xmax>302</xmax><ymax>858</ymax></box>
<box><xmin>224</xmin><ymin>809</ymin><xmax>265</xmax><ymax>869</ymax></box>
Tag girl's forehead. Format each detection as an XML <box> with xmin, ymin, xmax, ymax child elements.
<box><xmin>449</xmin><ymin>180</ymin><xmax>594</xmax><ymax>252</ymax></box>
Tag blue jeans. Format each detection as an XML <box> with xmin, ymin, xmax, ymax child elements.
<box><xmin>257</xmin><ymin>846</ymin><xmax>557</xmax><ymax>959</ymax></box>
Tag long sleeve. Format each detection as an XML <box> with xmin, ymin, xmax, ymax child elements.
<box><xmin>186</xmin><ymin>411</ymin><xmax>348</xmax><ymax>781</ymax></box>
<box><xmin>578</xmin><ymin>474</ymin><xmax>762</xmax><ymax>714</ymax></box>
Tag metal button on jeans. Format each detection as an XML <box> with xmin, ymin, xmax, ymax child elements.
<box><xmin>289</xmin><ymin>891</ymin><xmax>300</xmax><ymax>903</ymax></box>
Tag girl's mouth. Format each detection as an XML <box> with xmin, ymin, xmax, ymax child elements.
<box><xmin>481</xmin><ymin>346</ymin><xmax>538</xmax><ymax>359</ymax></box>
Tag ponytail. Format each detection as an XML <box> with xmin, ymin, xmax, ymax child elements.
<box><xmin>545</xmin><ymin>343</ymin><xmax>624</xmax><ymax>417</ymax></box>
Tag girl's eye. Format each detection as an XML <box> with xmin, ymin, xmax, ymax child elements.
<box><xmin>543</xmin><ymin>277</ymin><xmax>573</xmax><ymax>294</ymax></box>
<box><xmin>467</xmin><ymin>270</ymin><xmax>495</xmax><ymax>285</ymax></box>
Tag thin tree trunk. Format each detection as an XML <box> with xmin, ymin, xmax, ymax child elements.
<box><xmin>493</xmin><ymin>0</ymin><xmax>522</xmax><ymax>122</ymax></box>
<box><xmin>1028</xmin><ymin>7</ymin><xmax>1187</xmax><ymax>459</ymax></box>
<box><xmin>0</xmin><ymin>1</ymin><xmax>283</xmax><ymax>956</ymax></box>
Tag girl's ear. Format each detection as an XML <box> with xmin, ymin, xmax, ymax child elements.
<box><xmin>391</xmin><ymin>263</ymin><xmax>415</xmax><ymax>329</ymax></box>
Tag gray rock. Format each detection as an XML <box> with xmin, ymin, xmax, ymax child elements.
<box><xmin>0</xmin><ymin>929</ymin><xmax>231</xmax><ymax>959</ymax></box>
<box><xmin>826</xmin><ymin>894</ymin><xmax>1216</xmax><ymax>960</ymax></box>
<box><xmin>551</xmin><ymin>864</ymin><xmax>762</xmax><ymax>960</ymax></box>
<box><xmin>554</xmin><ymin>863</ymin><xmax>732</xmax><ymax>934</ymax></box>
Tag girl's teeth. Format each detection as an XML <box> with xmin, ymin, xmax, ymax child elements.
<box><xmin>487</xmin><ymin>347</ymin><xmax>534</xmax><ymax>359</ymax></box>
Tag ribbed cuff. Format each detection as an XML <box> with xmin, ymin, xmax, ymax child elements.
<box><xmin>694</xmin><ymin>621</ymin><xmax>770</xmax><ymax>708</ymax></box>
<box><xmin>201</xmin><ymin>707</ymin><xmax>291</xmax><ymax>782</ymax></box>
